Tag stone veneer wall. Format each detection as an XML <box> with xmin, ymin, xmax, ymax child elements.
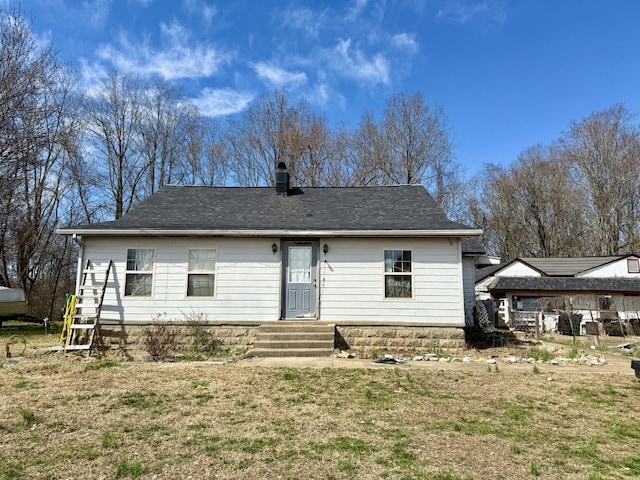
<box><xmin>336</xmin><ymin>326</ymin><xmax>466</xmax><ymax>356</ymax></box>
<box><xmin>96</xmin><ymin>323</ymin><xmax>466</xmax><ymax>358</ymax></box>
<box><xmin>100</xmin><ymin>324</ymin><xmax>259</xmax><ymax>354</ymax></box>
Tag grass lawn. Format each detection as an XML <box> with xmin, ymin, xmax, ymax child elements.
<box><xmin>1</xmin><ymin>324</ymin><xmax>639</xmax><ymax>479</ymax></box>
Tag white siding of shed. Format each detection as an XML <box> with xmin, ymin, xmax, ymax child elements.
<box><xmin>319</xmin><ymin>238</ymin><xmax>465</xmax><ymax>325</ymax></box>
<box><xmin>578</xmin><ymin>256</ymin><xmax>640</xmax><ymax>278</ymax></box>
<box><xmin>497</xmin><ymin>262</ymin><xmax>542</xmax><ymax>277</ymax></box>
<box><xmin>82</xmin><ymin>237</ymin><xmax>281</xmax><ymax>322</ymax></box>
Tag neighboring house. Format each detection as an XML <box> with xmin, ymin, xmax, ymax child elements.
<box><xmin>475</xmin><ymin>255</ymin><xmax>640</xmax><ymax>334</ymax></box>
<box><xmin>58</xmin><ymin>164</ymin><xmax>482</xmax><ymax>352</ymax></box>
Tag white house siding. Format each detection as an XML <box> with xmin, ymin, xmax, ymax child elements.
<box><xmin>319</xmin><ymin>237</ymin><xmax>465</xmax><ymax>325</ymax></box>
<box><xmin>81</xmin><ymin>237</ymin><xmax>281</xmax><ymax>322</ymax></box>
<box><xmin>578</xmin><ymin>256</ymin><xmax>640</xmax><ymax>278</ymax></box>
<box><xmin>498</xmin><ymin>262</ymin><xmax>542</xmax><ymax>277</ymax></box>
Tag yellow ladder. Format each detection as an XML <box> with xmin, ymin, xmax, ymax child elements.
<box><xmin>60</xmin><ymin>294</ymin><xmax>77</xmax><ymax>350</ymax></box>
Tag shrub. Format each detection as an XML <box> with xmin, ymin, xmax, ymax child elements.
<box><xmin>143</xmin><ymin>321</ymin><xmax>183</xmax><ymax>361</ymax></box>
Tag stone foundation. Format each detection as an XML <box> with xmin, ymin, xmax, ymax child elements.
<box><xmin>337</xmin><ymin>326</ymin><xmax>466</xmax><ymax>357</ymax></box>
<box><xmin>99</xmin><ymin>323</ymin><xmax>259</xmax><ymax>356</ymax></box>
<box><xmin>94</xmin><ymin>322</ymin><xmax>466</xmax><ymax>359</ymax></box>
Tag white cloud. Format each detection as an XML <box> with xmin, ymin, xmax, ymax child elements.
<box><xmin>281</xmin><ymin>7</ymin><xmax>324</xmax><ymax>38</ymax></box>
<box><xmin>331</xmin><ymin>39</ymin><xmax>389</xmax><ymax>85</ymax></box>
<box><xmin>191</xmin><ymin>88</ymin><xmax>253</xmax><ymax>117</ymax></box>
<box><xmin>346</xmin><ymin>0</ymin><xmax>368</xmax><ymax>20</ymax></box>
<box><xmin>95</xmin><ymin>20</ymin><xmax>231</xmax><ymax>80</ymax></box>
<box><xmin>391</xmin><ymin>33</ymin><xmax>418</xmax><ymax>53</ymax></box>
<box><xmin>82</xmin><ymin>0</ymin><xmax>111</xmax><ymax>28</ymax></box>
<box><xmin>253</xmin><ymin>62</ymin><xmax>307</xmax><ymax>88</ymax></box>
<box><xmin>436</xmin><ymin>1</ymin><xmax>506</xmax><ymax>24</ymax></box>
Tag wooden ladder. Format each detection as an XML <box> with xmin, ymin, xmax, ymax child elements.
<box><xmin>63</xmin><ymin>260</ymin><xmax>113</xmax><ymax>354</ymax></box>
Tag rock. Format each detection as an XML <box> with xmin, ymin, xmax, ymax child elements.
<box><xmin>508</xmin><ymin>356</ymin><xmax>518</xmax><ymax>364</ymax></box>
<box><xmin>425</xmin><ymin>353</ymin><xmax>438</xmax><ymax>360</ymax></box>
<box><xmin>429</xmin><ymin>356</ymin><xmax>440</xmax><ymax>362</ymax></box>
<box><xmin>550</xmin><ymin>359</ymin><xmax>559</xmax><ymax>365</ymax></box>
<box><xmin>487</xmin><ymin>358</ymin><xmax>497</xmax><ymax>364</ymax></box>
<box><xmin>462</xmin><ymin>356</ymin><xmax>473</xmax><ymax>363</ymax></box>
<box><xmin>412</xmin><ymin>356</ymin><xmax>424</xmax><ymax>361</ymax></box>
<box><xmin>525</xmin><ymin>357</ymin><xmax>536</xmax><ymax>364</ymax></box>
<box><xmin>438</xmin><ymin>357</ymin><xmax>451</xmax><ymax>363</ymax></box>
<box><xmin>590</xmin><ymin>358</ymin><xmax>599</xmax><ymax>366</ymax></box>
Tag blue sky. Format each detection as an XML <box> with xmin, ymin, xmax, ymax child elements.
<box><xmin>12</xmin><ymin>0</ymin><xmax>640</xmax><ymax>175</ymax></box>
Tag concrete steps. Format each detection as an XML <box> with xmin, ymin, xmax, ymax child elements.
<box><xmin>251</xmin><ymin>322</ymin><xmax>335</xmax><ymax>357</ymax></box>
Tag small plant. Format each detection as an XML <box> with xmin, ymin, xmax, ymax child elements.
<box><xmin>192</xmin><ymin>380</ymin><xmax>210</xmax><ymax>388</ymax></box>
<box><xmin>531</xmin><ymin>460</ymin><xmax>540</xmax><ymax>476</ymax></box>
<box><xmin>510</xmin><ymin>443</ymin><xmax>522</xmax><ymax>454</ymax></box>
<box><xmin>85</xmin><ymin>360</ymin><xmax>120</xmax><ymax>371</ymax></box>
<box><xmin>115</xmin><ymin>458</ymin><xmax>143</xmax><ymax>479</ymax></box>
<box><xmin>568</xmin><ymin>346</ymin><xmax>579</xmax><ymax>359</ymax></box>
<box><xmin>533</xmin><ymin>365</ymin><xmax>540</xmax><ymax>374</ymax></box>
<box><xmin>20</xmin><ymin>409</ymin><xmax>37</xmax><ymax>426</ymax></box>
<box><xmin>494</xmin><ymin>364</ymin><xmax>500</xmax><ymax>373</ymax></box>
<box><xmin>525</xmin><ymin>347</ymin><xmax>553</xmax><ymax>362</ymax></box>
<box><xmin>281</xmin><ymin>368</ymin><xmax>300</xmax><ymax>381</ymax></box>
<box><xmin>143</xmin><ymin>320</ymin><xmax>183</xmax><ymax>361</ymax></box>
<box><xmin>369</xmin><ymin>349</ymin><xmax>380</xmax><ymax>359</ymax></box>
<box><xmin>185</xmin><ymin>317</ymin><xmax>222</xmax><ymax>356</ymax></box>
<box><xmin>102</xmin><ymin>431</ymin><xmax>119</xmax><ymax>448</ymax></box>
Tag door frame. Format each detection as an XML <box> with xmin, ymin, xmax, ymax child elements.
<box><xmin>280</xmin><ymin>239</ymin><xmax>320</xmax><ymax>320</ymax></box>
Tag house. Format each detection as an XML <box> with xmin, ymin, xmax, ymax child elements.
<box><xmin>58</xmin><ymin>163</ymin><xmax>482</xmax><ymax>354</ymax></box>
<box><xmin>476</xmin><ymin>255</ymin><xmax>640</xmax><ymax>335</ymax></box>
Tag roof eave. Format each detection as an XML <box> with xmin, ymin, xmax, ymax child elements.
<box><xmin>57</xmin><ymin>228</ymin><xmax>483</xmax><ymax>238</ymax></box>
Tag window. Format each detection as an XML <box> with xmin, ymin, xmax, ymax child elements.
<box><xmin>187</xmin><ymin>249</ymin><xmax>216</xmax><ymax>297</ymax></box>
<box><xmin>627</xmin><ymin>258</ymin><xmax>640</xmax><ymax>274</ymax></box>
<box><xmin>125</xmin><ymin>249</ymin><xmax>154</xmax><ymax>296</ymax></box>
<box><xmin>384</xmin><ymin>250</ymin><xmax>412</xmax><ymax>298</ymax></box>
<box><xmin>288</xmin><ymin>246</ymin><xmax>312</xmax><ymax>283</ymax></box>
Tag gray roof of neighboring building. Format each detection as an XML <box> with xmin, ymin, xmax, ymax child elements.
<box><xmin>488</xmin><ymin>277</ymin><xmax>640</xmax><ymax>295</ymax></box>
<box><xmin>519</xmin><ymin>256</ymin><xmax>623</xmax><ymax>276</ymax></box>
<box><xmin>63</xmin><ymin>184</ymin><xmax>478</xmax><ymax>235</ymax></box>
<box><xmin>462</xmin><ymin>237</ymin><xmax>486</xmax><ymax>255</ymax></box>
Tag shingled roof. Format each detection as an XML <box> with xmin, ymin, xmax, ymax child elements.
<box><xmin>59</xmin><ymin>184</ymin><xmax>480</xmax><ymax>237</ymax></box>
<box><xmin>489</xmin><ymin>277</ymin><xmax>640</xmax><ymax>295</ymax></box>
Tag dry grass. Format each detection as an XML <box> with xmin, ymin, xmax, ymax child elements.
<box><xmin>1</xmin><ymin>324</ymin><xmax>639</xmax><ymax>479</ymax></box>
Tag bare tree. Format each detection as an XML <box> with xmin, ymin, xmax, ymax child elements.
<box><xmin>226</xmin><ymin>89</ymin><xmax>337</xmax><ymax>187</ymax></box>
<box><xmin>561</xmin><ymin>104</ymin><xmax>640</xmax><ymax>255</ymax></box>
<box><xmin>0</xmin><ymin>7</ymin><xmax>80</xmax><ymax>317</ymax></box>
<box><xmin>82</xmin><ymin>72</ymin><xmax>145</xmax><ymax>219</ymax></box>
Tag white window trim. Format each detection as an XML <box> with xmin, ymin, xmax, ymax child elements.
<box><xmin>124</xmin><ymin>248</ymin><xmax>155</xmax><ymax>297</ymax></box>
<box><xmin>382</xmin><ymin>249</ymin><xmax>414</xmax><ymax>300</ymax></box>
<box><xmin>627</xmin><ymin>258</ymin><xmax>640</xmax><ymax>274</ymax></box>
<box><xmin>185</xmin><ymin>248</ymin><xmax>217</xmax><ymax>298</ymax></box>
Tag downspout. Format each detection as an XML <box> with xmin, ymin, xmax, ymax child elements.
<box><xmin>71</xmin><ymin>234</ymin><xmax>84</xmax><ymax>295</ymax></box>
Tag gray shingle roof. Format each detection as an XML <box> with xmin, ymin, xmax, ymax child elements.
<box><xmin>70</xmin><ymin>184</ymin><xmax>476</xmax><ymax>234</ymax></box>
<box><xmin>489</xmin><ymin>277</ymin><xmax>640</xmax><ymax>295</ymax></box>
<box><xmin>519</xmin><ymin>257</ymin><xmax>623</xmax><ymax>276</ymax></box>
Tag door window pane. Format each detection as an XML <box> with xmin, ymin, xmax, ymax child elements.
<box><xmin>289</xmin><ymin>246</ymin><xmax>312</xmax><ymax>283</ymax></box>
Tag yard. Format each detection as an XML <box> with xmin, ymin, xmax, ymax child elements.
<box><xmin>1</xmin><ymin>324</ymin><xmax>639</xmax><ymax>480</ymax></box>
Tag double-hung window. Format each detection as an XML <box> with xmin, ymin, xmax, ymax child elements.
<box><xmin>187</xmin><ymin>249</ymin><xmax>216</xmax><ymax>297</ymax></box>
<box><xmin>125</xmin><ymin>249</ymin><xmax>154</xmax><ymax>296</ymax></box>
<box><xmin>384</xmin><ymin>250</ymin><xmax>412</xmax><ymax>298</ymax></box>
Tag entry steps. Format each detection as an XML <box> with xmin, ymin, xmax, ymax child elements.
<box><xmin>251</xmin><ymin>322</ymin><xmax>335</xmax><ymax>357</ymax></box>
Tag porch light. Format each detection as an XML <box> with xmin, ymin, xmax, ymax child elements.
<box><xmin>272</xmin><ymin>243</ymin><xmax>278</xmax><ymax>254</ymax></box>
<box><xmin>323</xmin><ymin>244</ymin><xmax>329</xmax><ymax>255</ymax></box>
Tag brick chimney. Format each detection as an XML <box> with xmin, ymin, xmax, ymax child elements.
<box><xmin>275</xmin><ymin>162</ymin><xmax>289</xmax><ymax>196</ymax></box>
